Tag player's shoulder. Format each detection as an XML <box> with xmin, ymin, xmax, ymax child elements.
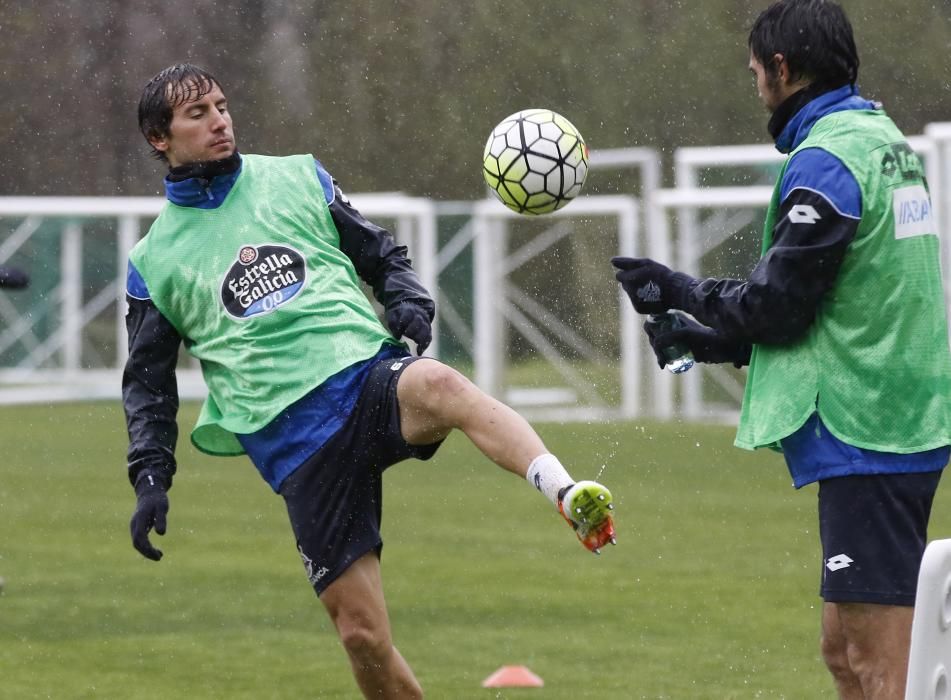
<box><xmin>253</xmin><ymin>153</ymin><xmax>331</xmax><ymax>203</ymax></box>
<box><xmin>240</xmin><ymin>152</ymin><xmax>316</xmax><ymax>171</ymax></box>
<box><xmin>782</xmin><ymin>147</ymin><xmax>861</xmax><ymax>218</ymax></box>
<box><xmin>129</xmin><ymin>200</ymin><xmax>180</xmax><ymax>271</ymax></box>
<box><xmin>242</xmin><ymin>152</ymin><xmax>298</xmax><ymax>161</ymax></box>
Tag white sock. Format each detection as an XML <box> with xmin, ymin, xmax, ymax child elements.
<box><xmin>525</xmin><ymin>453</ymin><xmax>574</xmax><ymax>506</ymax></box>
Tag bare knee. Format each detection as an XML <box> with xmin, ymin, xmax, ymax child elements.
<box><xmin>336</xmin><ymin>613</ymin><xmax>392</xmax><ymax>665</ymax></box>
<box><xmin>820</xmin><ymin>629</ymin><xmax>852</xmax><ymax>679</ymax></box>
<box><xmin>417</xmin><ymin>363</ymin><xmax>472</xmax><ymax>406</ymax></box>
<box><xmin>399</xmin><ymin>361</ymin><xmax>477</xmax><ymax>440</ymax></box>
<box><xmin>831</xmin><ymin>603</ymin><xmax>913</xmax><ymax>695</ymax></box>
<box><xmin>821</xmin><ymin>603</ymin><xmax>860</xmax><ymax>687</ymax></box>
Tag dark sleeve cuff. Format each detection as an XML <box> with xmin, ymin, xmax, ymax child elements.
<box><xmin>130</xmin><ymin>465</ymin><xmax>173</xmax><ymax>490</ymax></box>
<box><xmin>671</xmin><ymin>271</ymin><xmax>700</xmax><ymax>311</ymax></box>
<box><xmin>733</xmin><ymin>344</ymin><xmax>753</xmax><ymax>368</ymax></box>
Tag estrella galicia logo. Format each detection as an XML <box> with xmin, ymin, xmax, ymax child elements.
<box><xmin>221</xmin><ymin>244</ymin><xmax>306</xmax><ymax>319</ymax></box>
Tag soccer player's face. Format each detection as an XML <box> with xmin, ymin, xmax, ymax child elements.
<box><xmin>749</xmin><ymin>51</ymin><xmax>784</xmax><ymax>113</ymax></box>
<box><xmin>150</xmin><ymin>82</ymin><xmax>235</xmax><ymax>167</ymax></box>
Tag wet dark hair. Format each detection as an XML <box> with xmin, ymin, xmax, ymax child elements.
<box><xmin>138</xmin><ymin>63</ymin><xmax>222</xmax><ymax>162</ymax></box>
<box><xmin>749</xmin><ymin>0</ymin><xmax>859</xmax><ymax>88</ymax></box>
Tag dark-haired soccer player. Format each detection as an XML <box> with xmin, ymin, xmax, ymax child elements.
<box><xmin>613</xmin><ymin>1</ymin><xmax>949</xmax><ymax>696</ymax></box>
<box><xmin>124</xmin><ymin>63</ymin><xmax>615</xmax><ymax>699</ymax></box>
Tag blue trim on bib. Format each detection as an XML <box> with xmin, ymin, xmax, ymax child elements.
<box><xmin>126</xmin><ymin>262</ymin><xmax>151</xmax><ymax>300</ymax></box>
<box><xmin>781</xmin><ymin>148</ymin><xmax>862</xmax><ymax>219</ymax></box>
<box><xmin>314</xmin><ymin>159</ymin><xmax>335</xmax><ymax>204</ymax></box>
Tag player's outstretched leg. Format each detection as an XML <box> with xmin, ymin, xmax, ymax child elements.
<box><xmin>396</xmin><ymin>359</ymin><xmax>616</xmax><ymax>554</ymax></box>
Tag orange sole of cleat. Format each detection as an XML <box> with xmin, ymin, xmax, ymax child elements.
<box><xmin>579</xmin><ymin>519</ymin><xmax>616</xmax><ymax>554</ymax></box>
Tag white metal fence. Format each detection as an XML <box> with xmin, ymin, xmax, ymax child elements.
<box><xmin>3</xmin><ymin>123</ymin><xmax>951</xmax><ymax>421</ymax></box>
<box><xmin>0</xmin><ymin>194</ymin><xmax>437</xmax><ymax>404</ymax></box>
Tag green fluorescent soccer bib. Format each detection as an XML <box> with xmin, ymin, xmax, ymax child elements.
<box><xmin>735</xmin><ymin>109</ymin><xmax>951</xmax><ymax>453</ymax></box>
<box><xmin>130</xmin><ymin>154</ymin><xmax>397</xmax><ymax>455</ymax></box>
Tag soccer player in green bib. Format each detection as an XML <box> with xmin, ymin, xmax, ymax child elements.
<box><xmin>124</xmin><ymin>63</ymin><xmax>615</xmax><ymax>699</ymax></box>
<box><xmin>612</xmin><ymin>1</ymin><xmax>950</xmax><ymax>696</ymax></box>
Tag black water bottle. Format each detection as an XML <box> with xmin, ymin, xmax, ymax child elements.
<box><xmin>645</xmin><ymin>312</ymin><xmax>695</xmax><ymax>374</ymax></box>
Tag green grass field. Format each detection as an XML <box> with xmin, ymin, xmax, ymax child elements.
<box><xmin>2</xmin><ymin>403</ymin><xmax>950</xmax><ymax>699</ymax></box>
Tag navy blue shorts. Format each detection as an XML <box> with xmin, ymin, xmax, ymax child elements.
<box><xmin>279</xmin><ymin>354</ymin><xmax>443</xmax><ymax>596</ymax></box>
<box><xmin>818</xmin><ymin>471</ymin><xmax>942</xmax><ymax>606</ymax></box>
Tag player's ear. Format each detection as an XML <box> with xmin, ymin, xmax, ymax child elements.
<box><xmin>147</xmin><ymin>130</ymin><xmax>170</xmax><ymax>155</ymax></box>
<box><xmin>772</xmin><ymin>53</ymin><xmax>789</xmax><ymax>82</ymax></box>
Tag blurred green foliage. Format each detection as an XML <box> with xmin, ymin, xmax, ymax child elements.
<box><xmin>0</xmin><ymin>0</ymin><xmax>947</xmax><ymax>198</ymax></box>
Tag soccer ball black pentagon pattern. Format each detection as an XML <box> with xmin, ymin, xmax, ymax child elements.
<box><xmin>483</xmin><ymin>109</ymin><xmax>589</xmax><ymax>215</ymax></box>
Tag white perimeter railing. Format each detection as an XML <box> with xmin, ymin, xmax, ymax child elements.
<box><xmin>0</xmin><ymin>194</ymin><xmax>437</xmax><ymax>404</ymax></box>
<box><xmin>0</xmin><ymin>150</ymin><xmax>661</xmax><ymax>419</ymax></box>
<box><xmin>470</xmin><ymin>195</ymin><xmax>641</xmax><ymax>422</ymax></box>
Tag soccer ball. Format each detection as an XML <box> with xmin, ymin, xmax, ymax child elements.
<box><xmin>482</xmin><ymin>108</ymin><xmax>589</xmax><ymax>215</ymax></box>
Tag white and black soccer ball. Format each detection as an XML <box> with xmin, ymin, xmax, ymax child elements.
<box><xmin>482</xmin><ymin>108</ymin><xmax>589</xmax><ymax>216</ymax></box>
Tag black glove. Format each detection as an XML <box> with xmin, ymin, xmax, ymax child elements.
<box><xmin>130</xmin><ymin>471</ymin><xmax>170</xmax><ymax>561</ymax></box>
<box><xmin>0</xmin><ymin>266</ymin><xmax>30</xmax><ymax>290</ymax></box>
<box><xmin>385</xmin><ymin>301</ymin><xmax>433</xmax><ymax>355</ymax></box>
<box><xmin>643</xmin><ymin>311</ymin><xmax>751</xmax><ymax>368</ymax></box>
<box><xmin>612</xmin><ymin>257</ymin><xmax>696</xmax><ymax>314</ymax></box>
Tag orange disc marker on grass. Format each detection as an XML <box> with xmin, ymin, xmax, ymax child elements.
<box><xmin>481</xmin><ymin>665</ymin><xmax>544</xmax><ymax>688</ymax></box>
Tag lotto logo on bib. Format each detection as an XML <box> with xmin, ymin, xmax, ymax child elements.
<box><xmin>221</xmin><ymin>244</ymin><xmax>306</xmax><ymax>318</ymax></box>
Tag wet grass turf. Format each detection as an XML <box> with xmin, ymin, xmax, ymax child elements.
<box><xmin>2</xmin><ymin>402</ymin><xmax>949</xmax><ymax>698</ymax></box>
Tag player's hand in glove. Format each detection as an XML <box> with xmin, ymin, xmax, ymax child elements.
<box><xmin>611</xmin><ymin>256</ymin><xmax>696</xmax><ymax>315</ymax></box>
<box><xmin>0</xmin><ymin>266</ymin><xmax>30</xmax><ymax>290</ymax></box>
<box><xmin>130</xmin><ymin>471</ymin><xmax>170</xmax><ymax>561</ymax></box>
<box><xmin>643</xmin><ymin>311</ymin><xmax>751</xmax><ymax>368</ymax></box>
<box><xmin>385</xmin><ymin>300</ymin><xmax>434</xmax><ymax>355</ymax></box>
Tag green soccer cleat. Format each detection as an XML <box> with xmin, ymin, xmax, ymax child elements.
<box><xmin>557</xmin><ymin>480</ymin><xmax>616</xmax><ymax>555</ymax></box>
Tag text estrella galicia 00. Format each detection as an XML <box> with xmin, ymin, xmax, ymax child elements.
<box><xmin>220</xmin><ymin>243</ymin><xmax>306</xmax><ymax>319</ymax></box>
